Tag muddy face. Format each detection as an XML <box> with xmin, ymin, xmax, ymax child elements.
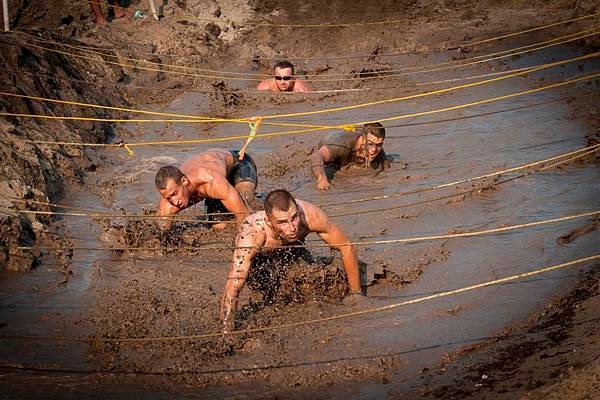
<box><xmin>364</xmin><ymin>133</ymin><xmax>385</xmax><ymax>162</ymax></box>
<box><xmin>266</xmin><ymin>202</ymin><xmax>301</xmax><ymax>242</ymax></box>
<box><xmin>158</xmin><ymin>177</ymin><xmax>192</xmax><ymax>209</ymax></box>
<box><xmin>274</xmin><ymin>66</ymin><xmax>295</xmax><ymax>92</ymax></box>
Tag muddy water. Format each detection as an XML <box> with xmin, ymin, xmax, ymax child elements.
<box><xmin>1</xmin><ymin>45</ymin><xmax>599</xmax><ymax>398</ymax></box>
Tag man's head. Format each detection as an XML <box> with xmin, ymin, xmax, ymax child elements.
<box><xmin>361</xmin><ymin>122</ymin><xmax>386</xmax><ymax>161</ymax></box>
<box><xmin>155</xmin><ymin>166</ymin><xmax>192</xmax><ymax>209</ymax></box>
<box><xmin>273</xmin><ymin>60</ymin><xmax>296</xmax><ymax>92</ymax></box>
<box><xmin>264</xmin><ymin>189</ymin><xmax>300</xmax><ymax>242</ymax></box>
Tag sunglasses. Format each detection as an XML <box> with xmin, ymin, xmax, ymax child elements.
<box><xmin>274</xmin><ymin>76</ymin><xmax>293</xmax><ymax>81</ymax></box>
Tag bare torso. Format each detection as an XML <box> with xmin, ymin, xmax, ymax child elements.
<box><xmin>256</xmin><ymin>78</ymin><xmax>310</xmax><ymax>93</ymax></box>
<box><xmin>220</xmin><ymin>199</ymin><xmax>361</xmax><ymax>330</ymax></box>
<box><xmin>157</xmin><ymin>148</ymin><xmax>252</xmax><ymax>227</ymax></box>
<box><xmin>179</xmin><ymin>148</ymin><xmax>235</xmax><ymax>201</ymax></box>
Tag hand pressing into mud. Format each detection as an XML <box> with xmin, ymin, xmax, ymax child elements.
<box><xmin>343</xmin><ymin>292</ymin><xmax>370</xmax><ymax>307</ymax></box>
<box><xmin>216</xmin><ymin>334</ymin><xmax>238</xmax><ymax>356</ymax></box>
<box><xmin>316</xmin><ymin>176</ymin><xmax>331</xmax><ymax>191</ymax></box>
<box><xmin>212</xmin><ymin>222</ymin><xmax>228</xmax><ymax>231</ymax></box>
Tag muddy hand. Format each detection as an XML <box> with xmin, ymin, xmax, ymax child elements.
<box><xmin>219</xmin><ymin>332</ymin><xmax>236</xmax><ymax>354</ymax></box>
<box><xmin>212</xmin><ymin>222</ymin><xmax>228</xmax><ymax>231</ymax></box>
<box><xmin>343</xmin><ymin>292</ymin><xmax>369</xmax><ymax>307</ymax></box>
<box><xmin>316</xmin><ymin>177</ymin><xmax>331</xmax><ymax>191</ymax></box>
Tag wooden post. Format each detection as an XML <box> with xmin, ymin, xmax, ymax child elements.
<box><xmin>148</xmin><ymin>0</ymin><xmax>159</xmax><ymax>20</ymax></box>
<box><xmin>3</xmin><ymin>0</ymin><xmax>9</xmax><ymax>32</ymax></box>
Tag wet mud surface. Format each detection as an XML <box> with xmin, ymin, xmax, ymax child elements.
<box><xmin>1</xmin><ymin>0</ymin><xmax>600</xmax><ymax>398</ymax></box>
<box><xmin>409</xmin><ymin>264</ymin><xmax>600</xmax><ymax>399</ymax></box>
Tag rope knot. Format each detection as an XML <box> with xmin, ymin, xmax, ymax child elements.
<box><xmin>239</xmin><ymin>117</ymin><xmax>262</xmax><ymax>160</ymax></box>
<box><xmin>116</xmin><ymin>142</ymin><xmax>134</xmax><ymax>156</ymax></box>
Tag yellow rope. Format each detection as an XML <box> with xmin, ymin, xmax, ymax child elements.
<box><xmin>0</xmin><ymin>59</ymin><xmax>556</xmax><ymax>127</ymax></box>
<box><xmin>14</xmin><ymin>26</ymin><xmax>600</xmax><ymax>79</ymax></box>
<box><xmin>20</xmin><ymin>12</ymin><xmax>600</xmax><ymax>64</ymax></box>
<box><xmin>5</xmin><ymin>208</ymin><xmax>237</xmax><ymax>224</ymax></box>
<box><xmin>260</xmin><ymin>51</ymin><xmax>600</xmax><ymax>120</ymax></box>
<box><xmin>2</xmin><ymin>52</ymin><xmax>597</xmax><ymax>142</ymax></box>
<box><xmin>322</xmin><ymin>144</ymin><xmax>600</xmax><ymax>207</ymax></box>
<box><xmin>364</xmin><ymin>72</ymin><xmax>600</xmax><ymax>126</ymax></box>
<box><xmin>8</xmin><ymin>209</ymin><xmax>599</xmax><ymax>251</ymax></box>
<box><xmin>329</xmin><ymin>146</ymin><xmax>600</xmax><ymax>218</ymax></box>
<box><xmin>2</xmin><ymin>254</ymin><xmax>598</xmax><ymax>342</ymax></box>
<box><xmin>2</xmin><ymin>64</ymin><xmax>551</xmax><ymax>95</ymax></box>
<box><xmin>5</xmin><ymin>143</ymin><xmax>597</xmax><ymax>218</ymax></box>
<box><xmin>0</xmin><ymin>92</ymin><xmax>221</xmax><ymax>121</ymax></box>
<box><xmin>3</xmin><ymin>70</ymin><xmax>599</xmax><ymax>152</ymax></box>
<box><xmin>0</xmin><ymin>112</ymin><xmax>342</xmax><ymax>134</ymax></box>
<box><xmin>13</xmin><ymin>28</ymin><xmax>600</xmax><ymax>83</ymax></box>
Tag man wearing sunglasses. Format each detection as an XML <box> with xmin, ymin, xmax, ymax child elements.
<box><xmin>220</xmin><ymin>189</ymin><xmax>363</xmax><ymax>333</ymax></box>
<box><xmin>310</xmin><ymin>122</ymin><xmax>389</xmax><ymax>190</ymax></box>
<box><xmin>257</xmin><ymin>60</ymin><xmax>310</xmax><ymax>93</ymax></box>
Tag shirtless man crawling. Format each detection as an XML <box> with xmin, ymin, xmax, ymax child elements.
<box><xmin>310</xmin><ymin>122</ymin><xmax>390</xmax><ymax>190</ymax></box>
<box><xmin>155</xmin><ymin>148</ymin><xmax>258</xmax><ymax>230</ymax></box>
<box><xmin>220</xmin><ymin>189</ymin><xmax>363</xmax><ymax>332</ymax></box>
<box><xmin>256</xmin><ymin>60</ymin><xmax>310</xmax><ymax>93</ymax></box>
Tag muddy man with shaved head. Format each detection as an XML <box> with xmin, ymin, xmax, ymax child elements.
<box><xmin>155</xmin><ymin>148</ymin><xmax>258</xmax><ymax>230</ymax></box>
<box><xmin>220</xmin><ymin>189</ymin><xmax>363</xmax><ymax>333</ymax></box>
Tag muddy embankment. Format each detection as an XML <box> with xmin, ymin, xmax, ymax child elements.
<box><xmin>0</xmin><ymin>0</ymin><xmax>246</xmax><ymax>271</ymax></box>
<box><xmin>412</xmin><ymin>262</ymin><xmax>600</xmax><ymax>400</ymax></box>
<box><xmin>2</xmin><ymin>0</ymin><xmax>599</xmax><ymax>271</ymax></box>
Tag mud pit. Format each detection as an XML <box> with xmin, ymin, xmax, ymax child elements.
<box><xmin>1</xmin><ymin>0</ymin><xmax>600</xmax><ymax>398</ymax></box>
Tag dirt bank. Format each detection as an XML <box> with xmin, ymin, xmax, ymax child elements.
<box><xmin>411</xmin><ymin>263</ymin><xmax>600</xmax><ymax>399</ymax></box>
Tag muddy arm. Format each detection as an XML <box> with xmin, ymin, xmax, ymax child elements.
<box><xmin>210</xmin><ymin>175</ymin><xmax>250</xmax><ymax>225</ymax></box>
<box><xmin>295</xmin><ymin>79</ymin><xmax>310</xmax><ymax>93</ymax></box>
<box><xmin>310</xmin><ymin>146</ymin><xmax>333</xmax><ymax>190</ymax></box>
<box><xmin>319</xmin><ymin>225</ymin><xmax>361</xmax><ymax>293</ymax></box>
<box><xmin>220</xmin><ymin>220</ymin><xmax>262</xmax><ymax>332</ymax></box>
<box><xmin>157</xmin><ymin>196</ymin><xmax>181</xmax><ymax>231</ymax></box>
<box><xmin>307</xmin><ymin>205</ymin><xmax>361</xmax><ymax>293</ymax></box>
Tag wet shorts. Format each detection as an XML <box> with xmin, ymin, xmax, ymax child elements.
<box><xmin>205</xmin><ymin>150</ymin><xmax>258</xmax><ymax>217</ymax></box>
<box><xmin>228</xmin><ymin>150</ymin><xmax>258</xmax><ymax>186</ymax></box>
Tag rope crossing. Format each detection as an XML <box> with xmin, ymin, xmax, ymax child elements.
<box><xmin>11</xmin><ymin>26</ymin><xmax>600</xmax><ymax>80</ymax></box>
<box><xmin>6</xmin><ymin>209</ymin><xmax>599</xmax><ymax>252</ymax></box>
<box><xmin>2</xmin><ymin>55</ymin><xmax>599</xmax><ymax>153</ymax></box>
<box><xmin>1</xmin><ymin>254</ymin><xmax>597</xmax><ymax>342</ymax></box>
<box><xmin>3</xmin><ymin>144</ymin><xmax>598</xmax><ymax>220</ymax></box>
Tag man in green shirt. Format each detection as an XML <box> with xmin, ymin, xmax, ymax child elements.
<box><xmin>310</xmin><ymin>122</ymin><xmax>389</xmax><ymax>190</ymax></box>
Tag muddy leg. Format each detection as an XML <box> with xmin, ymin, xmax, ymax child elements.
<box><xmin>235</xmin><ymin>181</ymin><xmax>258</xmax><ymax>211</ymax></box>
<box><xmin>113</xmin><ymin>4</ymin><xmax>127</xmax><ymax>19</ymax></box>
<box><xmin>205</xmin><ymin>198</ymin><xmax>229</xmax><ymax>230</ymax></box>
<box><xmin>89</xmin><ymin>0</ymin><xmax>108</xmax><ymax>25</ymax></box>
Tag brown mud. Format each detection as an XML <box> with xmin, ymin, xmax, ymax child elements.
<box><xmin>1</xmin><ymin>0</ymin><xmax>600</xmax><ymax>398</ymax></box>
<box><xmin>405</xmin><ymin>264</ymin><xmax>600</xmax><ymax>400</ymax></box>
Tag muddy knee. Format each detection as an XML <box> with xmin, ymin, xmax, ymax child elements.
<box><xmin>235</xmin><ymin>181</ymin><xmax>258</xmax><ymax>209</ymax></box>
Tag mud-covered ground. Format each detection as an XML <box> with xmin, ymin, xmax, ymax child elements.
<box><xmin>1</xmin><ymin>0</ymin><xmax>600</xmax><ymax>398</ymax></box>
<box><xmin>409</xmin><ymin>262</ymin><xmax>600</xmax><ymax>399</ymax></box>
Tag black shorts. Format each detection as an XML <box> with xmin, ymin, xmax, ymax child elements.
<box><xmin>205</xmin><ymin>150</ymin><xmax>258</xmax><ymax>217</ymax></box>
<box><xmin>228</xmin><ymin>150</ymin><xmax>258</xmax><ymax>186</ymax></box>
